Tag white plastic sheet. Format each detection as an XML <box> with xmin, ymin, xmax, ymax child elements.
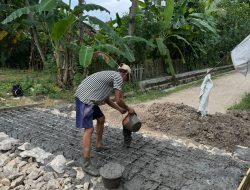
<box><xmin>198</xmin><ymin>73</ymin><xmax>213</xmax><ymax>116</ymax></box>
<box><xmin>231</xmin><ymin>35</ymin><xmax>250</xmax><ymax>76</ymax></box>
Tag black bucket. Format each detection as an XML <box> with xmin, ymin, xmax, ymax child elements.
<box><xmin>100</xmin><ymin>163</ymin><xmax>125</xmax><ymax>189</ymax></box>
<box><xmin>122</xmin><ymin>113</ymin><xmax>142</xmax><ymax>132</ymax></box>
<box><xmin>102</xmin><ymin>176</ymin><xmax>122</xmax><ymax>189</ymax></box>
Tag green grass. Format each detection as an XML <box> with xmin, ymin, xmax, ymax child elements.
<box><xmin>1</xmin><ymin>69</ymin><xmax>237</xmax><ymax>107</ymax></box>
<box><xmin>0</xmin><ymin>69</ymin><xmax>75</xmax><ymax>102</ymax></box>
<box><xmin>0</xmin><ymin>68</ymin><xmax>204</xmax><ymax>105</ymax></box>
<box><xmin>125</xmin><ymin>80</ymin><xmax>203</xmax><ymax>104</ymax></box>
<box><xmin>229</xmin><ymin>93</ymin><xmax>250</xmax><ymax>110</ymax></box>
<box><xmin>0</xmin><ymin>69</ymin><xmax>44</xmax><ymax>81</ymax></box>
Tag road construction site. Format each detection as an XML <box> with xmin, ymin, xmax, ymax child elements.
<box><xmin>0</xmin><ymin>106</ymin><xmax>249</xmax><ymax>189</ymax></box>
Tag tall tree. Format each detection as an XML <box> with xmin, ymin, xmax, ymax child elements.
<box><xmin>25</xmin><ymin>0</ymin><xmax>46</xmax><ymax>69</ymax></box>
<box><xmin>78</xmin><ymin>0</ymin><xmax>84</xmax><ymax>44</ymax></box>
<box><xmin>128</xmin><ymin>0</ymin><xmax>137</xmax><ymax>35</ymax></box>
<box><xmin>2</xmin><ymin>0</ymin><xmax>139</xmax><ymax>88</ymax></box>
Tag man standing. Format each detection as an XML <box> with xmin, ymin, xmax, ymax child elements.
<box><xmin>75</xmin><ymin>64</ymin><xmax>135</xmax><ymax>176</ymax></box>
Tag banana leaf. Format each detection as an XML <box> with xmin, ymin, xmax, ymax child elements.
<box><xmin>39</xmin><ymin>0</ymin><xmax>58</xmax><ymax>12</ymax></box>
<box><xmin>1</xmin><ymin>5</ymin><xmax>39</xmax><ymax>24</ymax></box>
<box><xmin>99</xmin><ymin>53</ymin><xmax>118</xmax><ymax>68</ymax></box>
<box><xmin>79</xmin><ymin>45</ymin><xmax>94</xmax><ymax>68</ymax></box>
<box><xmin>73</xmin><ymin>4</ymin><xmax>110</xmax><ymax>15</ymax></box>
<box><xmin>89</xmin><ymin>16</ymin><xmax>135</xmax><ymax>62</ymax></box>
<box><xmin>168</xmin><ymin>34</ymin><xmax>198</xmax><ymax>57</ymax></box>
<box><xmin>94</xmin><ymin>44</ymin><xmax>125</xmax><ymax>57</ymax></box>
<box><xmin>188</xmin><ymin>18</ymin><xmax>216</xmax><ymax>34</ymax></box>
<box><xmin>167</xmin><ymin>42</ymin><xmax>186</xmax><ymax>64</ymax></box>
<box><xmin>116</xmin><ymin>13</ymin><xmax>122</xmax><ymax>28</ymax></box>
<box><xmin>51</xmin><ymin>14</ymin><xmax>76</xmax><ymax>41</ymax></box>
<box><xmin>156</xmin><ymin>37</ymin><xmax>167</xmax><ymax>56</ymax></box>
<box><xmin>138</xmin><ymin>0</ymin><xmax>146</xmax><ymax>8</ymax></box>
<box><xmin>123</xmin><ymin>35</ymin><xmax>156</xmax><ymax>47</ymax></box>
<box><xmin>88</xmin><ymin>16</ymin><xmax>121</xmax><ymax>43</ymax></box>
<box><xmin>165</xmin><ymin>49</ymin><xmax>176</xmax><ymax>77</ymax></box>
<box><xmin>163</xmin><ymin>0</ymin><xmax>174</xmax><ymax>30</ymax></box>
<box><xmin>107</xmin><ymin>57</ymin><xmax>118</xmax><ymax>68</ymax></box>
<box><xmin>122</xmin><ymin>44</ymin><xmax>135</xmax><ymax>62</ymax></box>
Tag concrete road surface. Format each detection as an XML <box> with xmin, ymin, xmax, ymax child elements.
<box><xmin>151</xmin><ymin>71</ymin><xmax>250</xmax><ymax>114</ymax></box>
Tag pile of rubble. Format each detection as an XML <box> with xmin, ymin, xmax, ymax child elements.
<box><xmin>0</xmin><ymin>132</ymin><xmax>101</xmax><ymax>190</ymax></box>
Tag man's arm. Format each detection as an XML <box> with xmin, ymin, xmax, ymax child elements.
<box><xmin>104</xmin><ymin>97</ymin><xmax>126</xmax><ymax>114</ymax></box>
<box><xmin>114</xmin><ymin>89</ymin><xmax>135</xmax><ymax>114</ymax></box>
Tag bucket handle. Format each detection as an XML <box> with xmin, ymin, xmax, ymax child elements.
<box><xmin>121</xmin><ymin>112</ymin><xmax>137</xmax><ymax>120</ymax></box>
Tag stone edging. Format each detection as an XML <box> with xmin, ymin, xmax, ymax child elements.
<box><xmin>0</xmin><ymin>103</ymin><xmax>44</xmax><ymax>112</ymax></box>
<box><xmin>139</xmin><ymin>65</ymin><xmax>234</xmax><ymax>91</ymax></box>
<box><xmin>0</xmin><ymin>132</ymin><xmax>101</xmax><ymax>190</ymax></box>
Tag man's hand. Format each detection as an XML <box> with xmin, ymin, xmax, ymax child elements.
<box><xmin>127</xmin><ymin>107</ymin><xmax>135</xmax><ymax>114</ymax></box>
<box><xmin>105</xmin><ymin>97</ymin><xmax>127</xmax><ymax>114</ymax></box>
<box><xmin>119</xmin><ymin>107</ymin><xmax>127</xmax><ymax>114</ymax></box>
<box><xmin>115</xmin><ymin>89</ymin><xmax>134</xmax><ymax>113</ymax></box>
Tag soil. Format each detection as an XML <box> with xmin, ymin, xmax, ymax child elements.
<box><xmin>102</xmin><ymin>102</ymin><xmax>250</xmax><ymax>152</ymax></box>
<box><xmin>141</xmin><ymin>103</ymin><xmax>250</xmax><ymax>152</ymax></box>
<box><xmin>101</xmin><ymin>71</ymin><xmax>250</xmax><ymax>152</ymax></box>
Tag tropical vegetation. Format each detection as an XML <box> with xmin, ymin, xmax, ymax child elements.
<box><xmin>0</xmin><ymin>0</ymin><xmax>249</xmax><ymax>94</ymax></box>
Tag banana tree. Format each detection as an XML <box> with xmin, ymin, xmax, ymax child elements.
<box><xmin>0</xmin><ymin>1</ymin><xmax>29</xmax><ymax>67</ymax></box>
<box><xmin>151</xmin><ymin>0</ymin><xmax>218</xmax><ymax>77</ymax></box>
<box><xmin>79</xmin><ymin>17</ymin><xmax>155</xmax><ymax>68</ymax></box>
<box><xmin>155</xmin><ymin>0</ymin><xmax>178</xmax><ymax>77</ymax></box>
<box><xmin>1</xmin><ymin>0</ymin><xmax>117</xmax><ymax>88</ymax></box>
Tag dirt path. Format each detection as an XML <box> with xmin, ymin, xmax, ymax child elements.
<box><xmin>143</xmin><ymin>71</ymin><xmax>250</xmax><ymax>114</ymax></box>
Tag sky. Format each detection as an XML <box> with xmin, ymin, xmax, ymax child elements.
<box><xmin>62</xmin><ymin>0</ymin><xmax>131</xmax><ymax>21</ymax></box>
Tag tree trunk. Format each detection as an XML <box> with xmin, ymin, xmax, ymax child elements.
<box><xmin>0</xmin><ymin>51</ymin><xmax>6</xmax><ymax>67</ymax></box>
<box><xmin>32</xmin><ymin>27</ymin><xmax>46</xmax><ymax>69</ymax></box>
<box><xmin>63</xmin><ymin>49</ymin><xmax>69</xmax><ymax>85</ymax></box>
<box><xmin>128</xmin><ymin>0</ymin><xmax>137</xmax><ymax>35</ymax></box>
<box><xmin>54</xmin><ymin>44</ymin><xmax>74</xmax><ymax>88</ymax></box>
<box><xmin>26</xmin><ymin>0</ymin><xmax>46</xmax><ymax>69</ymax></box>
<box><xmin>78</xmin><ymin>0</ymin><xmax>85</xmax><ymax>44</ymax></box>
<box><xmin>54</xmin><ymin>45</ymin><xmax>64</xmax><ymax>88</ymax></box>
<box><xmin>29</xmin><ymin>29</ymin><xmax>35</xmax><ymax>70</ymax></box>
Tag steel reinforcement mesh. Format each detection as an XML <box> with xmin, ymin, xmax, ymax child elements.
<box><xmin>0</xmin><ymin>107</ymin><xmax>247</xmax><ymax>190</ymax></box>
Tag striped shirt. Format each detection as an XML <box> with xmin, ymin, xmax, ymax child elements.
<box><xmin>75</xmin><ymin>71</ymin><xmax>123</xmax><ymax>105</ymax></box>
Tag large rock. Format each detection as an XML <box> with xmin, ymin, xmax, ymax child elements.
<box><xmin>0</xmin><ymin>132</ymin><xmax>9</xmax><ymax>141</ymax></box>
<box><xmin>18</xmin><ymin>142</ymin><xmax>31</xmax><ymax>151</ymax></box>
<box><xmin>46</xmin><ymin>178</ymin><xmax>61</xmax><ymax>189</ymax></box>
<box><xmin>0</xmin><ymin>138</ymin><xmax>19</xmax><ymax>150</ymax></box>
<box><xmin>19</xmin><ymin>147</ymin><xmax>52</xmax><ymax>164</ymax></box>
<box><xmin>0</xmin><ymin>153</ymin><xmax>11</xmax><ymax>167</ymax></box>
<box><xmin>10</xmin><ymin>175</ymin><xmax>25</xmax><ymax>188</ymax></box>
<box><xmin>73</xmin><ymin>167</ymin><xmax>85</xmax><ymax>180</ymax></box>
<box><xmin>49</xmin><ymin>155</ymin><xmax>66</xmax><ymax>174</ymax></box>
<box><xmin>1</xmin><ymin>178</ymin><xmax>10</xmax><ymax>186</ymax></box>
<box><xmin>26</xmin><ymin>168</ymin><xmax>43</xmax><ymax>180</ymax></box>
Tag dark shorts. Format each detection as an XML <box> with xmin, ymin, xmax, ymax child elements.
<box><xmin>75</xmin><ymin>97</ymin><xmax>104</xmax><ymax>129</ymax></box>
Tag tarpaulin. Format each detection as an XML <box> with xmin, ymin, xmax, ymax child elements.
<box><xmin>231</xmin><ymin>35</ymin><xmax>250</xmax><ymax>76</ymax></box>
